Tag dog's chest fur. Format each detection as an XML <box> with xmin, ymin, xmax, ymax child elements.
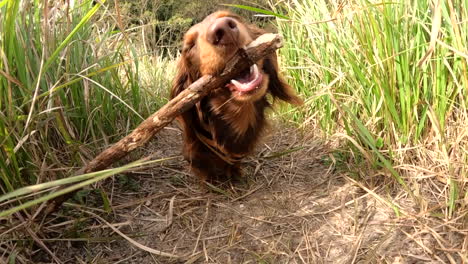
<box><xmin>197</xmin><ymin>96</ymin><xmax>270</xmax><ymax>155</ymax></box>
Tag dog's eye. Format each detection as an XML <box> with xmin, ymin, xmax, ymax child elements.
<box><xmin>183</xmin><ymin>41</ymin><xmax>196</xmax><ymax>53</ymax></box>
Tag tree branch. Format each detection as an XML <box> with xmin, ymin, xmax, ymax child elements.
<box><xmin>43</xmin><ymin>33</ymin><xmax>283</xmax><ymax>216</ymax></box>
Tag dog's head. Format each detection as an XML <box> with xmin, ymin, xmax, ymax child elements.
<box><xmin>171</xmin><ymin>11</ymin><xmax>302</xmax><ymax>105</ymax></box>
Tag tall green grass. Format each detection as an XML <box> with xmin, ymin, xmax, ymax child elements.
<box><xmin>0</xmin><ymin>0</ymin><xmax>173</xmax><ymax>197</ymax></box>
<box><xmin>271</xmin><ymin>0</ymin><xmax>467</xmax><ymax>213</ymax></box>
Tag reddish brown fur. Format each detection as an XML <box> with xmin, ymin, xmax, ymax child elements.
<box><xmin>171</xmin><ymin>11</ymin><xmax>302</xmax><ymax>181</ymax></box>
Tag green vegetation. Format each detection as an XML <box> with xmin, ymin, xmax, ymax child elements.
<box><xmin>111</xmin><ymin>0</ymin><xmax>269</xmax><ymax>54</ymax></box>
<box><xmin>270</xmin><ymin>0</ymin><xmax>466</xmax><ymax>216</ymax></box>
<box><xmin>0</xmin><ymin>0</ymin><xmax>173</xmax><ymax>195</ymax></box>
<box><xmin>0</xmin><ymin>0</ymin><xmax>467</xmax><ymax>261</ymax></box>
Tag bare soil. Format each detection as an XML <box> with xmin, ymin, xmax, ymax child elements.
<box><xmin>6</xmin><ymin>124</ymin><xmax>466</xmax><ymax>264</ymax></box>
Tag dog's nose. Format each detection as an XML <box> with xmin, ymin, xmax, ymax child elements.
<box><xmin>207</xmin><ymin>17</ymin><xmax>239</xmax><ymax>45</ymax></box>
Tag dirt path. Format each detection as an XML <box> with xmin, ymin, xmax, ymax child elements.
<box><xmin>43</xmin><ymin>125</ymin><xmax>465</xmax><ymax>263</ymax></box>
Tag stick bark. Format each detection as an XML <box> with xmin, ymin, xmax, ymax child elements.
<box><xmin>43</xmin><ymin>33</ymin><xmax>283</xmax><ymax>216</ymax></box>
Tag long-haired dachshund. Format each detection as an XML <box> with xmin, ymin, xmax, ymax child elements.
<box><xmin>171</xmin><ymin>11</ymin><xmax>302</xmax><ymax>182</ymax></box>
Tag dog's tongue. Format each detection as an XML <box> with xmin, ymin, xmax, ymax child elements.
<box><xmin>229</xmin><ymin>64</ymin><xmax>263</xmax><ymax>93</ymax></box>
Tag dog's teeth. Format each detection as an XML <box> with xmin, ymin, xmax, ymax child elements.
<box><xmin>231</xmin><ymin>79</ymin><xmax>244</xmax><ymax>89</ymax></box>
<box><xmin>252</xmin><ymin>64</ymin><xmax>259</xmax><ymax>78</ymax></box>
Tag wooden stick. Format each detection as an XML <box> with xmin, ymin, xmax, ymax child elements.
<box><xmin>43</xmin><ymin>33</ymin><xmax>283</xmax><ymax>216</ymax></box>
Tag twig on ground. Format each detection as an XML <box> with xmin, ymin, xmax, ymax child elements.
<box><xmin>82</xmin><ymin>209</ymin><xmax>181</xmax><ymax>259</ymax></box>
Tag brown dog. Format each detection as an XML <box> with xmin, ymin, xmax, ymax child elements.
<box><xmin>171</xmin><ymin>11</ymin><xmax>302</xmax><ymax>181</ymax></box>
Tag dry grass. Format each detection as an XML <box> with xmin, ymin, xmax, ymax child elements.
<box><xmin>2</xmin><ymin>121</ymin><xmax>466</xmax><ymax>263</ymax></box>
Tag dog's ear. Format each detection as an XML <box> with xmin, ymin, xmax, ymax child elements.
<box><xmin>245</xmin><ymin>22</ymin><xmax>301</xmax><ymax>105</ymax></box>
<box><xmin>263</xmin><ymin>54</ymin><xmax>303</xmax><ymax>106</ymax></box>
<box><xmin>170</xmin><ymin>57</ymin><xmax>191</xmax><ymax>99</ymax></box>
<box><xmin>170</xmin><ymin>53</ymin><xmax>200</xmax><ymax>150</ymax></box>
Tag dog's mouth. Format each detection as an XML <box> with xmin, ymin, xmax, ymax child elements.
<box><xmin>226</xmin><ymin>64</ymin><xmax>263</xmax><ymax>95</ymax></box>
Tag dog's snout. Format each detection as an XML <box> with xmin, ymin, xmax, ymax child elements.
<box><xmin>207</xmin><ymin>17</ymin><xmax>239</xmax><ymax>45</ymax></box>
